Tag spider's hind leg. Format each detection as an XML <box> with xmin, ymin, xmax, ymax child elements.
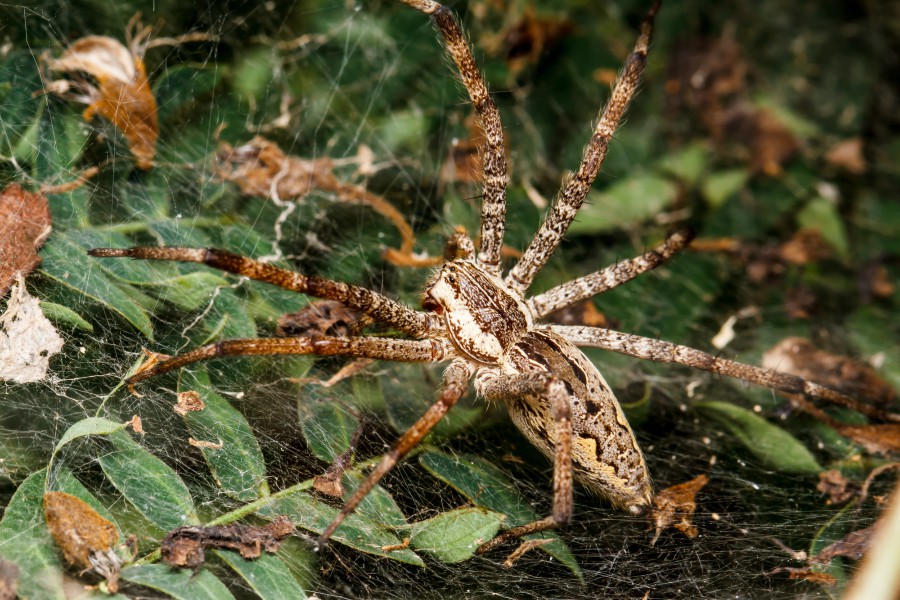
<box><xmin>474</xmin><ymin>371</ymin><xmax>574</xmax><ymax>555</ymax></box>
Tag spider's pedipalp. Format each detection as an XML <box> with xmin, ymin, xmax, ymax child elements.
<box><xmin>529</xmin><ymin>227</ymin><xmax>694</xmax><ymax>319</ymax></box>
<box><xmin>506</xmin><ymin>1</ymin><xmax>660</xmax><ymax>294</ymax></box>
<box><xmin>399</xmin><ymin>0</ymin><xmax>508</xmax><ymax>277</ymax></box>
<box><xmin>89</xmin><ymin>246</ymin><xmax>437</xmax><ymax>337</ymax></box>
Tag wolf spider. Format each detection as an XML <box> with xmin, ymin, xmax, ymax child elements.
<box><xmin>90</xmin><ymin>0</ymin><xmax>872</xmax><ymax>557</ymax></box>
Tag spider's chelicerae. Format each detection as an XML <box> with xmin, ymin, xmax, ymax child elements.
<box><xmin>90</xmin><ymin>0</ymin><xmax>869</xmax><ymax>556</ymax></box>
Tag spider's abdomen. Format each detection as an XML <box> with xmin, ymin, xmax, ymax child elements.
<box><xmin>424</xmin><ymin>259</ymin><xmax>532</xmax><ymax>363</ymax></box>
<box><xmin>503</xmin><ymin>330</ymin><xmax>652</xmax><ymax>512</ymax></box>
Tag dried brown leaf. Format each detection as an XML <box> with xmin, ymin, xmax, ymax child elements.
<box><xmin>811</xmin><ymin>523</ymin><xmax>879</xmax><ymax>564</ymax></box>
<box><xmin>481</xmin><ymin>6</ymin><xmax>573</xmax><ymax>77</ymax></box>
<box><xmin>763</xmin><ymin>337</ymin><xmax>895</xmax><ymax>406</ymax></box>
<box><xmin>160</xmin><ymin>516</ymin><xmax>294</xmax><ymax>569</ymax></box>
<box><xmin>44</xmin><ymin>492</ymin><xmax>118</xmax><ymax>568</ymax></box>
<box><xmin>48</xmin><ymin>36</ymin><xmax>158</xmax><ymax>170</ymax></box>
<box><xmin>825</xmin><ymin>138</ymin><xmax>867</xmax><ymax>174</ymax></box>
<box><xmin>277</xmin><ymin>301</ymin><xmax>367</xmax><ymax>338</ymax></box>
<box><xmin>174</xmin><ymin>390</ymin><xmax>205</xmax><ymax>416</ymax></box>
<box><xmin>0</xmin><ymin>184</ymin><xmax>51</xmax><ymax>296</ymax></box>
<box><xmin>125</xmin><ymin>415</ymin><xmax>144</xmax><ymax>434</ymax></box>
<box><xmin>817</xmin><ymin>470</ymin><xmax>859</xmax><ymax>506</ymax></box>
<box><xmin>215</xmin><ymin>138</ymin><xmax>439</xmax><ymax>267</ymax></box>
<box><xmin>649</xmin><ymin>474</ymin><xmax>709</xmax><ymax>545</ymax></box>
<box><xmin>0</xmin><ymin>559</ymin><xmax>19</xmax><ymax>600</ymax></box>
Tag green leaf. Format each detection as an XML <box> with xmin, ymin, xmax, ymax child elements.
<box><xmin>569</xmin><ymin>174</ymin><xmax>678</xmax><ymax>235</ymax></box>
<box><xmin>98</xmin><ymin>431</ymin><xmax>200</xmax><ymax>531</ymax></box>
<box><xmin>659</xmin><ymin>142</ymin><xmax>709</xmax><ymax>187</ymax></box>
<box><xmin>797</xmin><ymin>196</ymin><xmax>849</xmax><ymax>258</ymax></box>
<box><xmin>121</xmin><ymin>564</ymin><xmax>236</xmax><ymax>600</ymax></box>
<box><xmin>178</xmin><ymin>368</ymin><xmax>270</xmax><ymax>502</ymax></box>
<box><xmin>51</xmin><ymin>417</ymin><xmax>126</xmax><ymax>467</ymax></box>
<box><xmin>700</xmin><ymin>169</ymin><xmax>750</xmax><ymax>208</ymax></box>
<box><xmin>141</xmin><ymin>271</ymin><xmax>231</xmax><ymax>312</ymax></box>
<box><xmin>0</xmin><ymin>469</ymin><xmax>65</xmax><ymax>600</ymax></box>
<box><xmin>39</xmin><ymin>301</ymin><xmax>94</xmax><ymax>332</ymax></box>
<box><xmin>216</xmin><ymin>550</ymin><xmax>309</xmax><ymax>600</ymax></box>
<box><xmin>696</xmin><ymin>401</ymin><xmax>822</xmax><ymax>473</ymax></box>
<box><xmin>343</xmin><ymin>473</ymin><xmax>407</xmax><ymax>528</ymax></box>
<box><xmin>299</xmin><ymin>401</ymin><xmax>360</xmax><ymax>463</ymax></box>
<box><xmin>40</xmin><ymin>235</ymin><xmax>153</xmax><ymax>339</ymax></box>
<box><xmin>419</xmin><ymin>450</ymin><xmax>582</xmax><ymax>579</ymax></box>
<box><xmin>408</xmin><ymin>507</ymin><xmax>504</xmax><ymax>563</ymax></box>
<box><xmin>257</xmin><ymin>492</ymin><xmax>424</xmax><ymax>566</ymax></box>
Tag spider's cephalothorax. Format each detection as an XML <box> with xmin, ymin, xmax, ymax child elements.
<box><xmin>90</xmin><ymin>0</ymin><xmax>874</xmax><ymax>561</ymax></box>
<box><xmin>423</xmin><ymin>259</ymin><xmax>532</xmax><ymax>363</ymax></box>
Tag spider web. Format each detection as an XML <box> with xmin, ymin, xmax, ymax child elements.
<box><xmin>0</xmin><ymin>0</ymin><xmax>898</xmax><ymax>598</ymax></box>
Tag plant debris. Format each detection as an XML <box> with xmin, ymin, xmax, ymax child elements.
<box><xmin>174</xmin><ymin>390</ymin><xmax>205</xmax><ymax>416</ymax></box>
<box><xmin>0</xmin><ymin>184</ymin><xmax>51</xmax><ymax>296</ymax></box>
<box><xmin>0</xmin><ymin>559</ymin><xmax>19</xmax><ymax>600</ymax></box>
<box><xmin>44</xmin><ymin>491</ymin><xmax>122</xmax><ymax>592</ymax></box>
<box><xmin>215</xmin><ymin>137</ymin><xmax>440</xmax><ymax>267</ymax></box>
<box><xmin>277</xmin><ymin>301</ymin><xmax>368</xmax><ymax>338</ymax></box>
<box><xmin>160</xmin><ymin>516</ymin><xmax>294</xmax><ymax>569</ymax></box>
<box><xmin>481</xmin><ymin>6</ymin><xmax>573</xmax><ymax>78</ymax></box>
<box><xmin>762</xmin><ymin>337</ymin><xmax>895</xmax><ymax>406</ymax></box>
<box><xmin>0</xmin><ymin>275</ymin><xmax>64</xmax><ymax>383</ymax></box>
<box><xmin>46</xmin><ymin>35</ymin><xmax>158</xmax><ymax>170</ymax></box>
<box><xmin>313</xmin><ymin>426</ymin><xmax>362</xmax><ymax>499</ymax></box>
<box><xmin>817</xmin><ymin>470</ymin><xmax>859</xmax><ymax>506</ymax></box>
<box><xmin>649</xmin><ymin>474</ymin><xmax>709</xmax><ymax>545</ymax></box>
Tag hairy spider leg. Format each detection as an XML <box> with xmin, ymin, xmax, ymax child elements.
<box><xmin>551</xmin><ymin>325</ymin><xmax>900</xmax><ymax>423</ymax></box>
<box><xmin>125</xmin><ymin>336</ymin><xmax>450</xmax><ymax>384</ymax></box>
<box><xmin>474</xmin><ymin>372</ymin><xmax>574</xmax><ymax>555</ymax></box>
<box><xmin>88</xmin><ymin>247</ymin><xmax>438</xmax><ymax>337</ymax></box>
<box><xmin>529</xmin><ymin>227</ymin><xmax>694</xmax><ymax>319</ymax></box>
<box><xmin>506</xmin><ymin>0</ymin><xmax>661</xmax><ymax>294</ymax></box>
<box><xmin>318</xmin><ymin>359</ymin><xmax>474</xmax><ymax>547</ymax></box>
<box><xmin>397</xmin><ymin>0</ymin><xmax>509</xmax><ymax>277</ymax></box>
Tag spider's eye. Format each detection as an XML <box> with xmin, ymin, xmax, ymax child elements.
<box><xmin>446</xmin><ymin>275</ymin><xmax>456</xmax><ymax>284</ymax></box>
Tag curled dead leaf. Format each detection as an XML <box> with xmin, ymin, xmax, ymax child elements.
<box><xmin>44</xmin><ymin>491</ymin><xmax>122</xmax><ymax>592</ymax></box>
<box><xmin>763</xmin><ymin>337</ymin><xmax>895</xmax><ymax>407</ymax></box>
<box><xmin>817</xmin><ymin>470</ymin><xmax>859</xmax><ymax>505</ymax></box>
<box><xmin>0</xmin><ymin>184</ymin><xmax>51</xmax><ymax>296</ymax></box>
<box><xmin>160</xmin><ymin>516</ymin><xmax>294</xmax><ymax>569</ymax></box>
<box><xmin>825</xmin><ymin>138</ymin><xmax>866</xmax><ymax>174</ymax></box>
<box><xmin>47</xmin><ymin>36</ymin><xmax>158</xmax><ymax>170</ymax></box>
<box><xmin>649</xmin><ymin>474</ymin><xmax>709</xmax><ymax>545</ymax></box>
<box><xmin>215</xmin><ymin>137</ymin><xmax>440</xmax><ymax>267</ymax></box>
<box><xmin>174</xmin><ymin>390</ymin><xmax>205</xmax><ymax>416</ymax></box>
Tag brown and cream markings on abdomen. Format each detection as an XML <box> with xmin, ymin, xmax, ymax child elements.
<box><xmin>502</xmin><ymin>330</ymin><xmax>651</xmax><ymax>512</ymax></box>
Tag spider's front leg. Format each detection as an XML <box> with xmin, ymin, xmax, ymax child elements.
<box><xmin>473</xmin><ymin>370</ymin><xmax>574</xmax><ymax>555</ymax></box>
<box><xmin>89</xmin><ymin>247</ymin><xmax>438</xmax><ymax>337</ymax></box>
<box><xmin>318</xmin><ymin>359</ymin><xmax>474</xmax><ymax>547</ymax></box>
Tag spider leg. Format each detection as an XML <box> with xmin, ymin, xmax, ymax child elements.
<box><xmin>550</xmin><ymin>325</ymin><xmax>900</xmax><ymax>423</ymax></box>
<box><xmin>506</xmin><ymin>1</ymin><xmax>660</xmax><ymax>294</ymax></box>
<box><xmin>474</xmin><ymin>371</ymin><xmax>573</xmax><ymax>555</ymax></box>
<box><xmin>528</xmin><ymin>227</ymin><xmax>693</xmax><ymax>319</ymax></box>
<box><xmin>398</xmin><ymin>0</ymin><xmax>508</xmax><ymax>277</ymax></box>
<box><xmin>126</xmin><ymin>336</ymin><xmax>450</xmax><ymax>384</ymax></box>
<box><xmin>318</xmin><ymin>359</ymin><xmax>474</xmax><ymax>547</ymax></box>
<box><xmin>89</xmin><ymin>247</ymin><xmax>437</xmax><ymax>336</ymax></box>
